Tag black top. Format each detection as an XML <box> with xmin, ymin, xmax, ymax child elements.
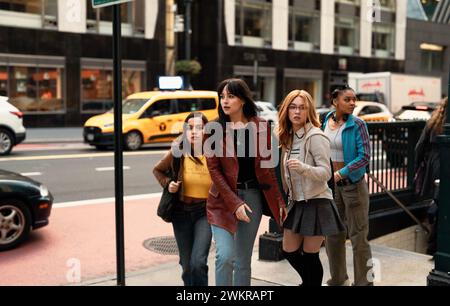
<box><xmin>234</xmin><ymin>128</ymin><xmax>257</xmax><ymax>183</ymax></box>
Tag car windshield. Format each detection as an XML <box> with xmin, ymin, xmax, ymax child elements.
<box><xmin>108</xmin><ymin>99</ymin><xmax>148</xmax><ymax>114</ymax></box>
<box><xmin>396</xmin><ymin>110</ymin><xmax>431</xmax><ymax>121</ymax></box>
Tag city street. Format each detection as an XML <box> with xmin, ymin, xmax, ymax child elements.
<box><xmin>0</xmin><ymin>143</ymin><xmax>169</xmax><ymax>203</ymax></box>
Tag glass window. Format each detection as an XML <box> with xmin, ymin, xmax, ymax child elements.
<box><xmin>8</xmin><ymin>66</ymin><xmax>64</xmax><ymax>113</ymax></box>
<box><xmin>0</xmin><ymin>0</ymin><xmax>42</xmax><ymax>14</ymax></box>
<box><xmin>86</xmin><ymin>0</ymin><xmax>131</xmax><ymax>23</ymax></box>
<box><xmin>177</xmin><ymin>98</ymin><xmax>201</xmax><ymax>114</ymax></box>
<box><xmin>200</xmin><ymin>99</ymin><xmax>217</xmax><ymax>110</ymax></box>
<box><xmin>334</xmin><ymin>17</ymin><xmax>359</xmax><ymax>55</ymax></box>
<box><xmin>379</xmin><ymin>0</ymin><xmax>395</xmax><ymax>10</ymax></box>
<box><xmin>372</xmin><ymin>23</ymin><xmax>395</xmax><ymax>58</ymax></box>
<box><xmin>288</xmin><ymin>7</ymin><xmax>320</xmax><ymax>51</ymax></box>
<box><xmin>334</xmin><ymin>0</ymin><xmax>360</xmax><ymax>55</ymax></box>
<box><xmin>0</xmin><ymin>66</ymin><xmax>7</xmax><ymax>96</ymax></box>
<box><xmin>235</xmin><ymin>0</ymin><xmax>272</xmax><ymax>47</ymax></box>
<box><xmin>146</xmin><ymin>100</ymin><xmax>172</xmax><ymax>117</ymax></box>
<box><xmin>81</xmin><ymin>67</ymin><xmax>144</xmax><ymax>113</ymax></box>
<box><xmin>122</xmin><ymin>99</ymin><xmax>148</xmax><ymax>115</ymax></box>
<box><xmin>359</xmin><ymin>105</ymin><xmax>382</xmax><ymax>115</ymax></box>
<box><xmin>421</xmin><ymin>49</ymin><xmax>444</xmax><ymax>73</ymax></box>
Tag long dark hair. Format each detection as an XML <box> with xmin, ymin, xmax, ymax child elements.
<box><xmin>179</xmin><ymin>112</ymin><xmax>208</xmax><ymax>164</ymax></box>
<box><xmin>217</xmin><ymin>78</ymin><xmax>257</xmax><ymax>128</ymax></box>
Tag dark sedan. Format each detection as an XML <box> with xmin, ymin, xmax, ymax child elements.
<box><xmin>0</xmin><ymin>169</ymin><xmax>53</xmax><ymax>251</ymax></box>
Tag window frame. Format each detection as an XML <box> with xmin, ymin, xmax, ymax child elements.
<box><xmin>0</xmin><ymin>53</ymin><xmax>66</xmax><ymax>115</ymax></box>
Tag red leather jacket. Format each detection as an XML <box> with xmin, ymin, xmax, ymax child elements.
<box><xmin>206</xmin><ymin>117</ymin><xmax>286</xmax><ymax>234</ymax></box>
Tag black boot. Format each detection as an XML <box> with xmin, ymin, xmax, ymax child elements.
<box><xmin>282</xmin><ymin>249</ymin><xmax>305</xmax><ymax>285</ymax></box>
<box><xmin>302</xmin><ymin>251</ymin><xmax>323</xmax><ymax>286</ymax></box>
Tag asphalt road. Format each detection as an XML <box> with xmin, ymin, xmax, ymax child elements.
<box><xmin>0</xmin><ymin>143</ymin><xmax>168</xmax><ymax>203</ymax></box>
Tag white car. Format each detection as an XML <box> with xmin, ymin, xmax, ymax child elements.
<box><xmin>0</xmin><ymin>96</ymin><xmax>26</xmax><ymax>155</ymax></box>
<box><xmin>256</xmin><ymin>101</ymin><xmax>278</xmax><ymax>125</ymax></box>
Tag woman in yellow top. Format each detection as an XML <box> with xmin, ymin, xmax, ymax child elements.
<box><xmin>153</xmin><ymin>112</ymin><xmax>212</xmax><ymax>286</ymax></box>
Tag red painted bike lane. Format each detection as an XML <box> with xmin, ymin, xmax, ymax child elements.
<box><xmin>0</xmin><ymin>196</ymin><xmax>269</xmax><ymax>285</ymax></box>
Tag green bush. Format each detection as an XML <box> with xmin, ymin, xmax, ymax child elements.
<box><xmin>175</xmin><ymin>59</ymin><xmax>202</xmax><ymax>76</ymax></box>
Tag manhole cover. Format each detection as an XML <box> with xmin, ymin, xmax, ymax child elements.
<box><xmin>143</xmin><ymin>236</ymin><xmax>215</xmax><ymax>255</ymax></box>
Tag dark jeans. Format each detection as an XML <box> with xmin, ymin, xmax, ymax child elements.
<box><xmin>172</xmin><ymin>203</ymin><xmax>212</xmax><ymax>286</ymax></box>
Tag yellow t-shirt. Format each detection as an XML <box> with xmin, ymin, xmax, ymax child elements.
<box><xmin>182</xmin><ymin>156</ymin><xmax>212</xmax><ymax>199</ymax></box>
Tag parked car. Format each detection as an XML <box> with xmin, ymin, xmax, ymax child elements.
<box><xmin>394</xmin><ymin>102</ymin><xmax>437</xmax><ymax>121</ymax></box>
<box><xmin>354</xmin><ymin>101</ymin><xmax>394</xmax><ymax>122</ymax></box>
<box><xmin>84</xmin><ymin>90</ymin><xmax>219</xmax><ymax>151</ymax></box>
<box><xmin>0</xmin><ymin>170</ymin><xmax>53</xmax><ymax>251</ymax></box>
<box><xmin>316</xmin><ymin>101</ymin><xmax>393</xmax><ymax>123</ymax></box>
<box><xmin>0</xmin><ymin>96</ymin><xmax>26</xmax><ymax>155</ymax></box>
<box><xmin>255</xmin><ymin>101</ymin><xmax>278</xmax><ymax>125</ymax></box>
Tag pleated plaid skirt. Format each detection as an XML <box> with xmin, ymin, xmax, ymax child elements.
<box><xmin>283</xmin><ymin>198</ymin><xmax>345</xmax><ymax>236</ymax></box>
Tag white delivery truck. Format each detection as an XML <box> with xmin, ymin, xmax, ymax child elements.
<box><xmin>349</xmin><ymin>72</ymin><xmax>442</xmax><ymax>113</ymax></box>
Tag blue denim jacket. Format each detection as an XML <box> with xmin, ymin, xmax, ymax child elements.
<box><xmin>322</xmin><ymin>112</ymin><xmax>370</xmax><ymax>183</ymax></box>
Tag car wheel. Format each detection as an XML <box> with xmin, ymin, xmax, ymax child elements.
<box><xmin>0</xmin><ymin>199</ymin><xmax>32</xmax><ymax>251</ymax></box>
<box><xmin>124</xmin><ymin>131</ymin><xmax>143</xmax><ymax>151</ymax></box>
<box><xmin>0</xmin><ymin>128</ymin><xmax>14</xmax><ymax>156</ymax></box>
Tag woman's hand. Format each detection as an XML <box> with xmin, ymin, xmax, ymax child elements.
<box><xmin>287</xmin><ymin>159</ymin><xmax>306</xmax><ymax>174</ymax></box>
<box><xmin>235</xmin><ymin>203</ymin><xmax>252</xmax><ymax>223</ymax></box>
<box><xmin>168</xmin><ymin>181</ymin><xmax>182</xmax><ymax>193</ymax></box>
<box><xmin>334</xmin><ymin>171</ymin><xmax>342</xmax><ymax>183</ymax></box>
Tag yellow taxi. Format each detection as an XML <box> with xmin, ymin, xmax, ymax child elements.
<box><xmin>354</xmin><ymin>101</ymin><xmax>394</xmax><ymax>122</ymax></box>
<box><xmin>83</xmin><ymin>90</ymin><xmax>218</xmax><ymax>150</ymax></box>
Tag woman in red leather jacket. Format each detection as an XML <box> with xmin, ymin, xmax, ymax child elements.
<box><xmin>206</xmin><ymin>78</ymin><xmax>286</xmax><ymax>286</ymax></box>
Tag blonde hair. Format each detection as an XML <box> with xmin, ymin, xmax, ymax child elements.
<box><xmin>427</xmin><ymin>97</ymin><xmax>448</xmax><ymax>134</ymax></box>
<box><xmin>277</xmin><ymin>89</ymin><xmax>321</xmax><ymax>150</ymax></box>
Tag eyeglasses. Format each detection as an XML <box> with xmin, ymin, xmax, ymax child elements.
<box><xmin>288</xmin><ymin>105</ymin><xmax>307</xmax><ymax>112</ymax></box>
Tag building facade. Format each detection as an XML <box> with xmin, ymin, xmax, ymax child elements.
<box><xmin>405</xmin><ymin>0</ymin><xmax>450</xmax><ymax>97</ymax></box>
<box><xmin>0</xmin><ymin>0</ymin><xmax>166</xmax><ymax>127</ymax></box>
<box><xmin>186</xmin><ymin>0</ymin><xmax>406</xmax><ymax>107</ymax></box>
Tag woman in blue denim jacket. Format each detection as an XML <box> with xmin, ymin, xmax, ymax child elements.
<box><xmin>322</xmin><ymin>85</ymin><xmax>374</xmax><ymax>286</ymax></box>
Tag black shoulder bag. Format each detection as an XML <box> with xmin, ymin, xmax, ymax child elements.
<box><xmin>157</xmin><ymin>156</ymin><xmax>181</xmax><ymax>223</ymax></box>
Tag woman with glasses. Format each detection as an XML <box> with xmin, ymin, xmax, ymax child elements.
<box><xmin>278</xmin><ymin>89</ymin><xmax>344</xmax><ymax>286</ymax></box>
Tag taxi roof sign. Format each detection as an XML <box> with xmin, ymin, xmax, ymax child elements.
<box><xmin>92</xmin><ymin>0</ymin><xmax>133</xmax><ymax>9</ymax></box>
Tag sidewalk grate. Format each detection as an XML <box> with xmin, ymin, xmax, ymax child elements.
<box><xmin>143</xmin><ymin>236</ymin><xmax>215</xmax><ymax>255</ymax></box>
<box><xmin>143</xmin><ymin>236</ymin><xmax>179</xmax><ymax>255</ymax></box>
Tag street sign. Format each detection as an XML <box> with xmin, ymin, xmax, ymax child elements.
<box><xmin>92</xmin><ymin>0</ymin><xmax>133</xmax><ymax>9</ymax></box>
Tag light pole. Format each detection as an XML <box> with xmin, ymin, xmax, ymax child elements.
<box><xmin>427</xmin><ymin>67</ymin><xmax>450</xmax><ymax>286</ymax></box>
<box><xmin>184</xmin><ymin>0</ymin><xmax>192</xmax><ymax>61</ymax></box>
<box><xmin>184</xmin><ymin>0</ymin><xmax>192</xmax><ymax>88</ymax></box>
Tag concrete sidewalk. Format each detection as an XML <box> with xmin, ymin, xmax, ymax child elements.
<box><xmin>24</xmin><ymin>127</ymin><xmax>83</xmax><ymax>143</ymax></box>
<box><xmin>81</xmin><ymin>242</ymin><xmax>433</xmax><ymax>286</ymax></box>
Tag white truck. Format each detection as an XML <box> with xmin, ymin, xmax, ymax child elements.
<box><xmin>349</xmin><ymin>72</ymin><xmax>442</xmax><ymax>113</ymax></box>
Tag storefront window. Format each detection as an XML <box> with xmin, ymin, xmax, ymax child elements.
<box><xmin>235</xmin><ymin>0</ymin><xmax>272</xmax><ymax>48</ymax></box>
<box><xmin>0</xmin><ymin>66</ymin><xmax>7</xmax><ymax>96</ymax></box>
<box><xmin>7</xmin><ymin>66</ymin><xmax>64</xmax><ymax>113</ymax></box>
<box><xmin>81</xmin><ymin>68</ymin><xmax>144</xmax><ymax>113</ymax></box>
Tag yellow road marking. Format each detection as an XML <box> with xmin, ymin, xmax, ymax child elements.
<box><xmin>0</xmin><ymin>150</ymin><xmax>167</xmax><ymax>162</ymax></box>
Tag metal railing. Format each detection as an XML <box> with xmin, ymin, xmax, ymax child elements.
<box><xmin>367</xmin><ymin>120</ymin><xmax>425</xmax><ymax>195</ymax></box>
